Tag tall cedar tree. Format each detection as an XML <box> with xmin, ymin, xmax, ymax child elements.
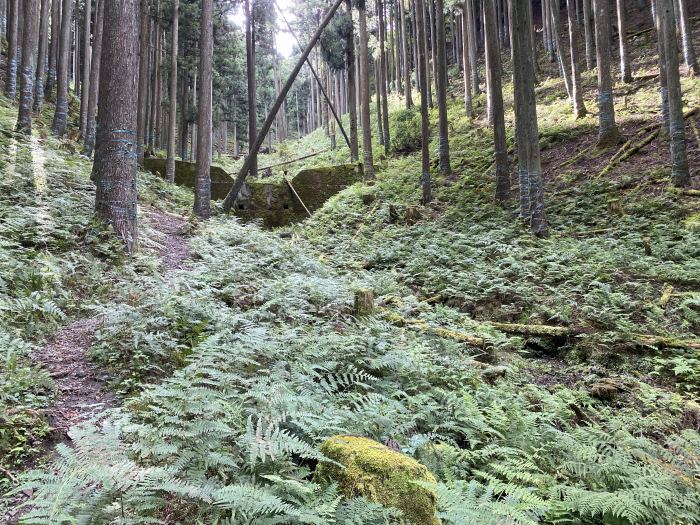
<box><xmin>566</xmin><ymin>0</ymin><xmax>586</xmax><ymax>118</ymax></box>
<box><xmin>358</xmin><ymin>0</ymin><xmax>375</xmax><ymax>178</ymax></box>
<box><xmin>415</xmin><ymin>0</ymin><xmax>431</xmax><ymax>204</ymax></box>
<box><xmin>166</xmin><ymin>0</ymin><xmax>179</xmax><ymax>183</ymax></box>
<box><xmin>33</xmin><ymin>0</ymin><xmax>50</xmax><ymax>112</ymax></box>
<box><xmin>136</xmin><ymin>0</ymin><xmax>150</xmax><ymax>166</ymax></box>
<box><xmin>5</xmin><ymin>0</ymin><xmax>18</xmax><ymax>99</ymax></box>
<box><xmin>346</xmin><ymin>0</ymin><xmax>360</xmax><ymax>160</ymax></box>
<box><xmin>194</xmin><ymin>0</ymin><xmax>214</xmax><ymax>218</ymax></box>
<box><xmin>79</xmin><ymin>0</ymin><xmax>92</xmax><ymax>136</ymax></box>
<box><xmin>51</xmin><ymin>0</ymin><xmax>74</xmax><ymax>136</ymax></box>
<box><xmin>82</xmin><ymin>0</ymin><xmax>105</xmax><ymax>157</ymax></box>
<box><xmin>435</xmin><ymin>0</ymin><xmax>451</xmax><ymax>174</ymax></box>
<box><xmin>93</xmin><ymin>0</ymin><xmax>140</xmax><ymax>252</ymax></box>
<box><xmin>245</xmin><ymin>0</ymin><xmax>258</xmax><ymax>180</ymax></box>
<box><xmin>616</xmin><ymin>0</ymin><xmax>632</xmax><ymax>83</ymax></box>
<box><xmin>675</xmin><ymin>0</ymin><xmax>698</xmax><ymax>74</ymax></box>
<box><xmin>16</xmin><ymin>0</ymin><xmax>39</xmax><ymax>133</ymax></box>
<box><xmin>593</xmin><ymin>0</ymin><xmax>620</xmax><ymax>148</ymax></box>
<box><xmin>461</xmin><ymin>1</ymin><xmax>473</xmax><ymax>118</ymax></box>
<box><xmin>46</xmin><ymin>0</ymin><xmax>60</xmax><ymax>97</ymax></box>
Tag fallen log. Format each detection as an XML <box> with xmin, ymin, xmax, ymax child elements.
<box><xmin>256</xmin><ymin>148</ymin><xmax>330</xmax><ymax>172</ymax></box>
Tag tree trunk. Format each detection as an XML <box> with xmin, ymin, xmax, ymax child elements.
<box><xmin>549</xmin><ymin>0</ymin><xmax>572</xmax><ymax>100</ymax></box>
<box><xmin>136</xmin><ymin>0</ymin><xmax>150</xmax><ymax>165</ymax></box>
<box><xmin>93</xmin><ymin>0</ymin><xmax>140</xmax><ymax>253</ymax></box>
<box><xmin>652</xmin><ymin>0</ymin><xmax>670</xmax><ymax>135</ymax></box>
<box><xmin>245</xmin><ymin>0</ymin><xmax>258</xmax><ymax>179</ymax></box>
<box><xmin>674</xmin><ymin>0</ymin><xmax>698</xmax><ymax>75</ymax></box>
<box><xmin>166</xmin><ymin>0</ymin><xmax>179</xmax><ymax>182</ymax></box>
<box><xmin>378</xmin><ymin>0</ymin><xmax>391</xmax><ymax>151</ymax></box>
<box><xmin>399</xmin><ymin>0</ymin><xmax>413</xmax><ymax>108</ymax></box>
<box><xmin>194</xmin><ymin>0</ymin><xmax>213</xmax><ymax>218</ymax></box>
<box><xmin>79</xmin><ymin>0</ymin><xmax>92</xmax><ymax>136</ymax></box>
<box><xmin>45</xmin><ymin>0</ymin><xmax>60</xmax><ymax>98</ymax></box>
<box><xmin>567</xmin><ymin>0</ymin><xmax>587</xmax><ymax>118</ymax></box>
<box><xmin>149</xmin><ymin>1</ymin><xmax>161</xmax><ymax>152</ymax></box>
<box><xmin>593</xmin><ymin>0</ymin><xmax>621</xmax><ymax>148</ymax></box>
<box><xmin>415</xmin><ymin>0</ymin><xmax>431</xmax><ymax>204</ymax></box>
<box><xmin>359</xmin><ymin>0</ymin><xmax>375</xmax><ymax>178</ymax></box>
<box><xmin>510</xmin><ymin>0</ymin><xmax>548</xmax><ymax>236</ymax></box>
<box><xmin>616</xmin><ymin>0</ymin><xmax>632</xmax><ymax>83</ymax></box>
<box><xmin>582</xmin><ymin>0</ymin><xmax>594</xmax><ymax>69</ymax></box>
<box><xmin>5</xmin><ymin>0</ymin><xmax>18</xmax><ymax>99</ymax></box>
<box><xmin>345</xmin><ymin>0</ymin><xmax>360</xmax><ymax>160</ymax></box>
<box><xmin>484</xmin><ymin>0</ymin><xmax>510</xmax><ymax>203</ymax></box>
<box><xmin>466</xmin><ymin>0</ymin><xmax>479</xmax><ymax>94</ymax></box>
<box><xmin>461</xmin><ymin>3</ymin><xmax>473</xmax><ymax>117</ymax></box>
<box><xmin>659</xmin><ymin>0</ymin><xmax>689</xmax><ymax>187</ymax></box>
<box><xmin>16</xmin><ymin>0</ymin><xmax>39</xmax><ymax>133</ymax></box>
<box><xmin>51</xmin><ymin>0</ymin><xmax>73</xmax><ymax>136</ymax></box>
<box><xmin>435</xmin><ymin>0</ymin><xmax>451</xmax><ymax>174</ymax></box>
<box><xmin>425</xmin><ymin>0</ymin><xmax>434</xmax><ymax>107</ymax></box>
<box><xmin>82</xmin><ymin>0</ymin><xmax>104</xmax><ymax>157</ymax></box>
<box><xmin>33</xmin><ymin>0</ymin><xmax>50</xmax><ymax>112</ymax></box>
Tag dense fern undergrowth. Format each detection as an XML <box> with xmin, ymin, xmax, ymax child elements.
<box><xmin>5</xmin><ymin>35</ymin><xmax>700</xmax><ymax>525</ymax></box>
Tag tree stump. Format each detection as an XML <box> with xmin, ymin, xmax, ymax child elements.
<box><xmin>354</xmin><ymin>289</ymin><xmax>375</xmax><ymax>317</ymax></box>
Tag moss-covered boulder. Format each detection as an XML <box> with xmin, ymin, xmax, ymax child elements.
<box><xmin>315</xmin><ymin>435</ymin><xmax>440</xmax><ymax>525</ymax></box>
<box><xmin>142</xmin><ymin>158</ymin><xmax>234</xmax><ymax>200</ymax></box>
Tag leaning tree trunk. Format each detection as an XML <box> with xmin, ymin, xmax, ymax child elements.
<box><xmin>435</xmin><ymin>0</ymin><xmax>451</xmax><ymax>174</ymax></box>
<box><xmin>79</xmin><ymin>0</ymin><xmax>92</xmax><ymax>136</ymax></box>
<box><xmin>616</xmin><ymin>0</ymin><xmax>632</xmax><ymax>83</ymax></box>
<box><xmin>33</xmin><ymin>0</ymin><xmax>50</xmax><ymax>112</ymax></box>
<box><xmin>51</xmin><ymin>0</ymin><xmax>74</xmax><ymax>137</ymax></box>
<box><xmin>415</xmin><ymin>0</ymin><xmax>431</xmax><ymax>204</ymax></box>
<box><xmin>45</xmin><ymin>0</ymin><xmax>60</xmax><ymax>98</ymax></box>
<box><xmin>567</xmin><ymin>0</ymin><xmax>587</xmax><ymax>118</ymax></box>
<box><xmin>93</xmin><ymin>0</ymin><xmax>140</xmax><ymax>253</ymax></box>
<box><xmin>16</xmin><ymin>0</ymin><xmax>39</xmax><ymax>133</ymax></box>
<box><xmin>194</xmin><ymin>0</ymin><xmax>213</xmax><ymax>218</ymax></box>
<box><xmin>674</xmin><ymin>0</ymin><xmax>698</xmax><ymax>75</ymax></box>
<box><xmin>5</xmin><ymin>0</ymin><xmax>18</xmax><ymax>99</ymax></box>
<box><xmin>166</xmin><ymin>0</ymin><xmax>179</xmax><ymax>183</ymax></box>
<box><xmin>593</xmin><ymin>0</ymin><xmax>620</xmax><ymax>148</ymax></box>
<box><xmin>659</xmin><ymin>0</ymin><xmax>690</xmax><ymax>187</ymax></box>
<box><xmin>484</xmin><ymin>0</ymin><xmax>510</xmax><ymax>203</ymax></box>
<box><xmin>82</xmin><ymin>0</ymin><xmax>104</xmax><ymax>157</ymax></box>
<box><xmin>136</xmin><ymin>0</ymin><xmax>150</xmax><ymax>166</ymax></box>
<box><xmin>345</xmin><ymin>0</ymin><xmax>360</xmax><ymax>160</ymax></box>
<box><xmin>358</xmin><ymin>0</ymin><xmax>375</xmax><ymax>178</ymax></box>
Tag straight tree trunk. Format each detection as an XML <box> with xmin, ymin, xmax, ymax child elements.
<box><xmin>33</xmin><ymin>0</ymin><xmax>50</xmax><ymax>112</ymax></box>
<box><xmin>593</xmin><ymin>0</ymin><xmax>620</xmax><ymax>148</ymax></box>
<box><xmin>346</xmin><ymin>0</ymin><xmax>360</xmax><ymax>160</ymax></box>
<box><xmin>582</xmin><ymin>0</ymin><xmax>594</xmax><ymax>69</ymax></box>
<box><xmin>45</xmin><ymin>0</ymin><xmax>60</xmax><ymax>98</ymax></box>
<box><xmin>484</xmin><ymin>0</ymin><xmax>510</xmax><ymax>203</ymax></box>
<box><xmin>79</xmin><ymin>0</ymin><xmax>92</xmax><ymax>136</ymax></box>
<box><xmin>511</xmin><ymin>0</ymin><xmax>547</xmax><ymax>235</ymax></box>
<box><xmin>194</xmin><ymin>0</ymin><xmax>213</xmax><ymax>218</ymax></box>
<box><xmin>461</xmin><ymin>2</ymin><xmax>473</xmax><ymax>117</ymax></box>
<box><xmin>5</xmin><ymin>0</ymin><xmax>18</xmax><ymax>99</ymax></box>
<box><xmin>16</xmin><ymin>0</ymin><xmax>39</xmax><ymax>133</ymax></box>
<box><xmin>378</xmin><ymin>0</ymin><xmax>391</xmax><ymax>151</ymax></box>
<box><xmin>426</xmin><ymin>0</ymin><xmax>435</xmax><ymax>107</ymax></box>
<box><xmin>375</xmin><ymin>59</ymin><xmax>384</xmax><ymax>146</ymax></box>
<box><xmin>567</xmin><ymin>0</ymin><xmax>587</xmax><ymax>117</ymax></box>
<box><xmin>82</xmin><ymin>0</ymin><xmax>104</xmax><ymax>157</ymax></box>
<box><xmin>549</xmin><ymin>0</ymin><xmax>572</xmax><ymax>100</ymax></box>
<box><xmin>435</xmin><ymin>0</ymin><xmax>451</xmax><ymax>174</ymax></box>
<box><xmin>136</xmin><ymin>0</ymin><xmax>150</xmax><ymax>165</ymax></box>
<box><xmin>415</xmin><ymin>0</ymin><xmax>431</xmax><ymax>204</ymax></box>
<box><xmin>359</xmin><ymin>0</ymin><xmax>375</xmax><ymax>178</ymax></box>
<box><xmin>616</xmin><ymin>0</ymin><xmax>633</xmax><ymax>83</ymax></box>
<box><xmin>659</xmin><ymin>0</ymin><xmax>689</xmax><ymax>186</ymax></box>
<box><xmin>466</xmin><ymin>0</ymin><xmax>479</xmax><ymax>94</ymax></box>
<box><xmin>399</xmin><ymin>0</ymin><xmax>413</xmax><ymax>108</ymax></box>
<box><xmin>166</xmin><ymin>0</ymin><xmax>179</xmax><ymax>182</ymax></box>
<box><xmin>51</xmin><ymin>0</ymin><xmax>73</xmax><ymax>136</ymax></box>
<box><xmin>93</xmin><ymin>0</ymin><xmax>140</xmax><ymax>253</ymax></box>
<box><xmin>652</xmin><ymin>0</ymin><xmax>670</xmax><ymax>134</ymax></box>
<box><xmin>245</xmin><ymin>0</ymin><xmax>258</xmax><ymax>178</ymax></box>
<box><xmin>149</xmin><ymin>0</ymin><xmax>161</xmax><ymax>152</ymax></box>
<box><xmin>674</xmin><ymin>0</ymin><xmax>698</xmax><ymax>75</ymax></box>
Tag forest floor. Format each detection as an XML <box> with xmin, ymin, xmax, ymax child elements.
<box><xmin>3</xmin><ymin>13</ymin><xmax>700</xmax><ymax>525</ymax></box>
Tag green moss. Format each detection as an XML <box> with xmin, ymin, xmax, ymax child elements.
<box><xmin>315</xmin><ymin>435</ymin><xmax>440</xmax><ymax>525</ymax></box>
<box><xmin>142</xmin><ymin>158</ymin><xmax>233</xmax><ymax>200</ymax></box>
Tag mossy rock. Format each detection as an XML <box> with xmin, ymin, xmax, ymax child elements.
<box><xmin>142</xmin><ymin>158</ymin><xmax>234</xmax><ymax>200</ymax></box>
<box><xmin>315</xmin><ymin>435</ymin><xmax>440</xmax><ymax>525</ymax></box>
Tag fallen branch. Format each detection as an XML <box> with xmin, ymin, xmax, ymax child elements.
<box><xmin>485</xmin><ymin>322</ymin><xmax>573</xmax><ymax>337</ymax></box>
<box><xmin>0</xmin><ymin>465</ymin><xmax>18</xmax><ymax>484</ymax></box>
<box><xmin>381</xmin><ymin>310</ymin><xmax>486</xmax><ymax>347</ymax></box>
<box><xmin>256</xmin><ymin>148</ymin><xmax>330</xmax><ymax>172</ymax></box>
<box><xmin>283</xmin><ymin>173</ymin><xmax>312</xmax><ymax>218</ymax></box>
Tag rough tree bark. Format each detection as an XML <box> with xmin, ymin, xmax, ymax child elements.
<box><xmin>5</xmin><ymin>0</ymin><xmax>18</xmax><ymax>99</ymax></box>
<box><xmin>659</xmin><ymin>0</ymin><xmax>690</xmax><ymax>187</ymax></box>
<box><xmin>674</xmin><ymin>0</ymin><xmax>698</xmax><ymax>75</ymax></box>
<box><xmin>82</xmin><ymin>0</ymin><xmax>104</xmax><ymax>157</ymax></box>
<box><xmin>194</xmin><ymin>0</ymin><xmax>213</xmax><ymax>218</ymax></box>
<box><xmin>45</xmin><ymin>0</ymin><xmax>60</xmax><ymax>98</ymax></box>
<box><xmin>33</xmin><ymin>0</ymin><xmax>50</xmax><ymax>112</ymax></box>
<box><xmin>415</xmin><ymin>0</ymin><xmax>431</xmax><ymax>204</ymax></box>
<box><xmin>16</xmin><ymin>0</ymin><xmax>39</xmax><ymax>133</ymax></box>
<box><xmin>346</xmin><ymin>0</ymin><xmax>360</xmax><ymax>160</ymax></box>
<box><xmin>616</xmin><ymin>0</ymin><xmax>633</xmax><ymax>83</ymax></box>
<box><xmin>79</xmin><ymin>0</ymin><xmax>92</xmax><ymax>136</ymax></box>
<box><xmin>549</xmin><ymin>0</ymin><xmax>572</xmax><ymax>100</ymax></box>
<box><xmin>245</xmin><ymin>0</ymin><xmax>258</xmax><ymax>180</ymax></box>
<box><xmin>378</xmin><ymin>0</ymin><xmax>391</xmax><ymax>151</ymax></box>
<box><xmin>93</xmin><ymin>0</ymin><xmax>140</xmax><ymax>253</ymax></box>
<box><xmin>399</xmin><ymin>0</ymin><xmax>413</xmax><ymax>107</ymax></box>
<box><xmin>484</xmin><ymin>0</ymin><xmax>510</xmax><ymax>203</ymax></box>
<box><xmin>166</xmin><ymin>0</ymin><xmax>179</xmax><ymax>183</ymax></box>
<box><xmin>51</xmin><ymin>0</ymin><xmax>74</xmax><ymax>136</ymax></box>
<box><xmin>435</xmin><ymin>0</ymin><xmax>451</xmax><ymax>174</ymax></box>
<box><xmin>461</xmin><ymin>1</ymin><xmax>473</xmax><ymax>117</ymax></box>
<box><xmin>582</xmin><ymin>0</ymin><xmax>594</xmax><ymax>69</ymax></box>
<box><xmin>593</xmin><ymin>0</ymin><xmax>621</xmax><ymax>148</ymax></box>
<box><xmin>567</xmin><ymin>0</ymin><xmax>587</xmax><ymax>118</ymax></box>
<box><xmin>136</xmin><ymin>0</ymin><xmax>150</xmax><ymax>166</ymax></box>
<box><xmin>358</xmin><ymin>0</ymin><xmax>375</xmax><ymax>178</ymax></box>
